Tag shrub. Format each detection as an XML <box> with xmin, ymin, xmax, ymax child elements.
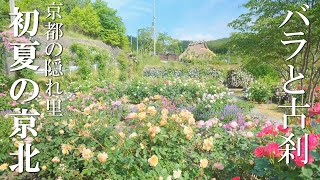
<box><xmin>247</xmin><ymin>83</ymin><xmax>272</xmax><ymax>103</ymax></box>
<box><xmin>226</xmin><ymin>68</ymin><xmax>254</xmax><ymax>88</ymax></box>
<box><xmin>117</xmin><ymin>52</ymin><xmax>129</xmax><ymax>81</ymax></box>
<box><xmin>70</xmin><ymin>43</ymin><xmax>93</xmax><ymax>80</ymax></box>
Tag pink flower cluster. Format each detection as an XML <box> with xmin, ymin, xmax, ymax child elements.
<box><xmin>308</xmin><ymin>102</ymin><xmax>320</xmax><ymax>117</ymax></box>
<box><xmin>197</xmin><ymin>118</ymin><xmax>219</xmax><ymax>129</ymax></box>
<box><xmin>0</xmin><ymin>31</ymin><xmax>29</xmax><ymax>50</ymax></box>
<box><xmin>290</xmin><ymin>134</ymin><xmax>319</xmax><ymax>167</ymax></box>
<box><xmin>256</xmin><ymin>125</ymin><xmax>279</xmax><ymax>137</ymax></box>
<box><xmin>254</xmin><ymin>134</ymin><xmax>319</xmax><ymax>167</ymax></box>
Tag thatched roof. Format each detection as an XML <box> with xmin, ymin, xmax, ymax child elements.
<box><xmin>179</xmin><ymin>41</ymin><xmax>216</xmax><ymax>61</ymax></box>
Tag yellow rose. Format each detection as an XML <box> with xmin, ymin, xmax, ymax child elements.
<box><xmin>200</xmin><ymin>159</ymin><xmax>208</xmax><ymax>168</ymax></box>
<box><xmin>160</xmin><ymin>119</ymin><xmax>167</xmax><ymax>126</ymax></box>
<box><xmin>84</xmin><ymin>123</ymin><xmax>93</xmax><ymax>128</ymax></box>
<box><xmin>41</xmin><ymin>165</ymin><xmax>47</xmax><ymax>171</ymax></box>
<box><xmin>183</xmin><ymin>126</ymin><xmax>194</xmax><ymax>140</ymax></box>
<box><xmin>0</xmin><ymin>163</ymin><xmax>8</xmax><ymax>171</ymax></box>
<box><xmin>148</xmin><ymin>126</ymin><xmax>161</xmax><ymax>137</ymax></box>
<box><xmin>84</xmin><ymin>107</ymin><xmax>90</xmax><ymax>115</ymax></box>
<box><xmin>97</xmin><ymin>152</ymin><xmax>108</xmax><ymax>163</ymax></box>
<box><xmin>140</xmin><ymin>143</ymin><xmax>145</xmax><ymax>149</ymax></box>
<box><xmin>148</xmin><ymin>155</ymin><xmax>159</xmax><ymax>167</ymax></box>
<box><xmin>129</xmin><ymin>132</ymin><xmax>138</xmax><ymax>138</ymax></box>
<box><xmin>52</xmin><ymin>156</ymin><xmax>60</xmax><ymax>163</ymax></box>
<box><xmin>179</xmin><ymin>109</ymin><xmax>192</xmax><ymax>121</ymax></box>
<box><xmin>188</xmin><ymin>117</ymin><xmax>195</xmax><ymax>125</ymax></box>
<box><xmin>171</xmin><ymin>114</ymin><xmax>182</xmax><ymax>123</ymax></box>
<box><xmin>78</xmin><ymin>144</ymin><xmax>86</xmax><ymax>152</ymax></box>
<box><xmin>161</xmin><ymin>108</ymin><xmax>169</xmax><ymax>116</ymax></box>
<box><xmin>61</xmin><ymin>144</ymin><xmax>73</xmax><ymax>155</ymax></box>
<box><xmin>147</xmin><ymin>106</ymin><xmax>157</xmax><ymax>116</ymax></box>
<box><xmin>82</xmin><ymin>148</ymin><xmax>94</xmax><ymax>160</ymax></box>
<box><xmin>203</xmin><ymin>137</ymin><xmax>214</xmax><ymax>151</ymax></box>
<box><xmin>154</xmin><ymin>95</ymin><xmax>161</xmax><ymax>100</ymax></box>
<box><xmin>68</xmin><ymin>121</ymin><xmax>76</xmax><ymax>130</ymax></box>
<box><xmin>79</xmin><ymin>130</ymin><xmax>91</xmax><ymax>137</ymax></box>
<box><xmin>76</xmin><ymin>92</ymin><xmax>82</xmax><ymax>97</ymax></box>
<box><xmin>121</xmin><ymin>96</ymin><xmax>129</xmax><ymax>103</ymax></box>
<box><xmin>138</xmin><ymin>112</ymin><xmax>147</xmax><ymax>120</ymax></box>
<box><xmin>119</xmin><ymin>132</ymin><xmax>126</xmax><ymax>139</ymax></box>
<box><xmin>143</xmin><ymin>98</ymin><xmax>150</xmax><ymax>103</ymax></box>
<box><xmin>137</xmin><ymin>103</ymin><xmax>146</xmax><ymax>112</ymax></box>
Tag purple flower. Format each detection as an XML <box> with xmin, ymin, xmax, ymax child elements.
<box><xmin>220</xmin><ymin>105</ymin><xmax>243</xmax><ymax>122</ymax></box>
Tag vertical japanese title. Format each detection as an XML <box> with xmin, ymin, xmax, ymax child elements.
<box><xmin>8</xmin><ymin>2</ymin><xmax>64</xmax><ymax>173</ymax></box>
<box><xmin>278</xmin><ymin>4</ymin><xmax>312</xmax><ymax>165</ymax></box>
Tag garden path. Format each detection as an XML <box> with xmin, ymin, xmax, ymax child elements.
<box><xmin>230</xmin><ymin>89</ymin><xmax>283</xmax><ymax>123</ymax></box>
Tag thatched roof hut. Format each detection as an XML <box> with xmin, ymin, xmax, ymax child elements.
<box><xmin>179</xmin><ymin>41</ymin><xmax>216</xmax><ymax>61</ymax></box>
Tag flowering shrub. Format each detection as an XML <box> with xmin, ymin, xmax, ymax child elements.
<box><xmin>143</xmin><ymin>66</ymin><xmax>222</xmax><ymax>79</ymax></box>
<box><xmin>193</xmin><ymin>92</ymin><xmax>229</xmax><ymax>121</ymax></box>
<box><xmin>226</xmin><ymin>68</ymin><xmax>254</xmax><ymax>88</ymax></box>
<box><xmin>252</xmin><ymin>118</ymin><xmax>320</xmax><ymax>179</ymax></box>
<box><xmin>0</xmin><ymin>31</ymin><xmax>29</xmax><ymax>51</ymax></box>
<box><xmin>125</xmin><ymin>78</ymin><xmax>222</xmax><ymax>104</ymax></box>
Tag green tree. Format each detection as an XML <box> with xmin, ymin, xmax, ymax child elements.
<box><xmin>156</xmin><ymin>33</ymin><xmax>181</xmax><ymax>53</ymax></box>
<box><xmin>229</xmin><ymin>0</ymin><xmax>320</xmax><ymax>104</ymax></box>
<box><xmin>0</xmin><ymin>0</ymin><xmax>9</xmax><ymax>31</ymax></box>
<box><xmin>93</xmin><ymin>0</ymin><xmax>128</xmax><ymax>49</ymax></box>
<box><xmin>138</xmin><ymin>27</ymin><xmax>153</xmax><ymax>55</ymax></box>
<box><xmin>64</xmin><ymin>4</ymin><xmax>101</xmax><ymax>37</ymax></box>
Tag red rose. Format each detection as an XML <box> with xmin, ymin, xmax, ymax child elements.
<box><xmin>277</xmin><ymin>125</ymin><xmax>291</xmax><ymax>133</ymax></box>
<box><xmin>254</xmin><ymin>146</ymin><xmax>265</xmax><ymax>157</ymax></box>
<box><xmin>292</xmin><ymin>151</ymin><xmax>314</xmax><ymax>167</ymax></box>
<box><xmin>264</xmin><ymin>142</ymin><xmax>281</xmax><ymax>157</ymax></box>
<box><xmin>301</xmin><ymin>134</ymin><xmax>319</xmax><ymax>151</ymax></box>
<box><xmin>231</xmin><ymin>176</ymin><xmax>240</xmax><ymax>180</ymax></box>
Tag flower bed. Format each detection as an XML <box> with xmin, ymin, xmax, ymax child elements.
<box><xmin>0</xmin><ymin>78</ymin><xmax>319</xmax><ymax>179</ymax></box>
<box><xmin>143</xmin><ymin>66</ymin><xmax>223</xmax><ymax>80</ymax></box>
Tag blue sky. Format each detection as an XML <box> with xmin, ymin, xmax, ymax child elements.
<box><xmin>105</xmin><ymin>0</ymin><xmax>248</xmax><ymax>41</ymax></box>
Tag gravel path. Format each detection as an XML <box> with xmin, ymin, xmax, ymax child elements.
<box><xmin>230</xmin><ymin>89</ymin><xmax>283</xmax><ymax>122</ymax></box>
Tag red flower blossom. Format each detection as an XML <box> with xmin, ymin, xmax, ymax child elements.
<box><xmin>300</xmin><ymin>134</ymin><xmax>319</xmax><ymax>151</ymax></box>
<box><xmin>257</xmin><ymin>126</ymin><xmax>278</xmax><ymax>137</ymax></box>
<box><xmin>231</xmin><ymin>176</ymin><xmax>240</xmax><ymax>180</ymax></box>
<box><xmin>308</xmin><ymin>103</ymin><xmax>320</xmax><ymax>117</ymax></box>
<box><xmin>264</xmin><ymin>142</ymin><xmax>281</xmax><ymax>157</ymax></box>
<box><xmin>277</xmin><ymin>125</ymin><xmax>291</xmax><ymax>133</ymax></box>
<box><xmin>254</xmin><ymin>146</ymin><xmax>265</xmax><ymax>158</ymax></box>
<box><xmin>292</xmin><ymin>151</ymin><xmax>314</xmax><ymax>167</ymax></box>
